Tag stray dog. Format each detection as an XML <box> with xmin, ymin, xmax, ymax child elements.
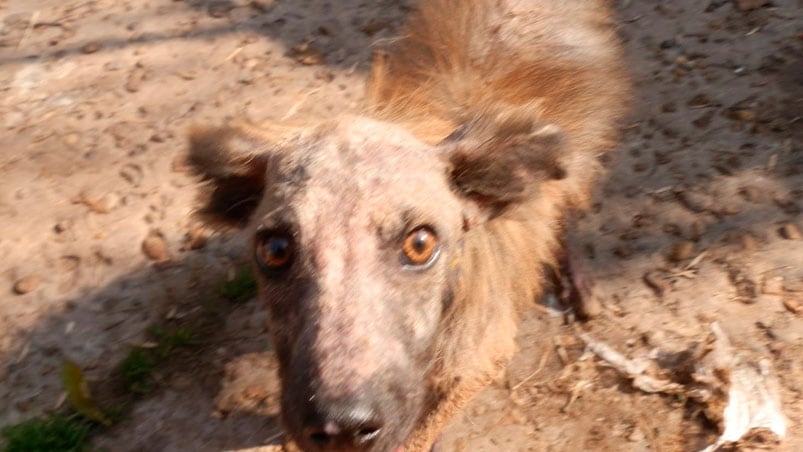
<box><xmin>187</xmin><ymin>0</ymin><xmax>629</xmax><ymax>450</ymax></box>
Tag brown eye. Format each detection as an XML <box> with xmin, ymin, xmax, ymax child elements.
<box><xmin>402</xmin><ymin>226</ymin><xmax>439</xmax><ymax>267</ymax></box>
<box><xmin>256</xmin><ymin>233</ymin><xmax>294</xmax><ymax>273</ymax></box>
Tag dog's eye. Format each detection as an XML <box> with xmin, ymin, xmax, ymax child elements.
<box><xmin>402</xmin><ymin>226</ymin><xmax>439</xmax><ymax>266</ymax></box>
<box><xmin>256</xmin><ymin>232</ymin><xmax>294</xmax><ymax>273</ymax></box>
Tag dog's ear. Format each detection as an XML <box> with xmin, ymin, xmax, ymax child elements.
<box><xmin>186</xmin><ymin>126</ymin><xmax>272</xmax><ymax>228</ymax></box>
<box><xmin>443</xmin><ymin>119</ymin><xmax>566</xmax><ymax>222</ymax></box>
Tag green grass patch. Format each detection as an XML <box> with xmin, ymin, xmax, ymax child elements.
<box><xmin>121</xmin><ymin>326</ymin><xmax>200</xmax><ymax>395</ymax></box>
<box><xmin>220</xmin><ymin>268</ymin><xmax>258</xmax><ymax>303</ymax></box>
<box><xmin>1</xmin><ymin>415</ymin><xmax>90</xmax><ymax>452</ymax></box>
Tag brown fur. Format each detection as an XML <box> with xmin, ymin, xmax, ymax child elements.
<box><xmin>187</xmin><ymin>1</ymin><xmax>629</xmax><ymax>451</ymax></box>
<box><xmin>369</xmin><ymin>2</ymin><xmax>629</xmax><ymax>448</ymax></box>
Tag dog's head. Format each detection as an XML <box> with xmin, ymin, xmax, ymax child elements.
<box><xmin>187</xmin><ymin>115</ymin><xmax>564</xmax><ymax>451</ymax></box>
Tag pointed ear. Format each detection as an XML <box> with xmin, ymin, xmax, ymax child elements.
<box><xmin>446</xmin><ymin>122</ymin><xmax>566</xmax><ymax>220</ymax></box>
<box><xmin>186</xmin><ymin>125</ymin><xmax>271</xmax><ymax>229</ymax></box>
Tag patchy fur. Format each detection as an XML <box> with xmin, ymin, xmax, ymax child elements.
<box><xmin>187</xmin><ymin>0</ymin><xmax>629</xmax><ymax>451</ymax></box>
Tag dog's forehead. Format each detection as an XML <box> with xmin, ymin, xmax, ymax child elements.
<box><xmin>281</xmin><ymin>117</ymin><xmax>455</xmax><ymax>224</ymax></box>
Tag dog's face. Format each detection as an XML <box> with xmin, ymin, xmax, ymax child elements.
<box><xmin>187</xmin><ymin>115</ymin><xmax>563</xmax><ymax>451</ymax></box>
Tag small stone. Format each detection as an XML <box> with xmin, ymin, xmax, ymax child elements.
<box><xmin>14</xmin><ymin>275</ymin><xmax>40</xmax><ymax>294</ymax></box>
<box><xmin>720</xmin><ymin>204</ymin><xmax>741</xmax><ymax>216</ymax></box>
<box><xmin>628</xmin><ymin>428</ymin><xmax>646</xmax><ymax>443</ymax></box>
<box><xmin>142</xmin><ymin>234</ymin><xmax>169</xmax><ymax>261</ymax></box>
<box><xmin>288</xmin><ymin>43</ymin><xmax>325</xmax><ymax>65</ymax></box>
<box><xmin>62</xmin><ymin>133</ymin><xmax>80</xmax><ymax>147</ymax></box>
<box><xmin>80</xmin><ymin>41</ymin><xmax>102</xmax><ymax>54</ymax></box>
<box><xmin>249</xmin><ymin>0</ymin><xmax>276</xmax><ymax>13</ymax></box>
<box><xmin>729</xmin><ymin>108</ymin><xmax>756</xmax><ymax>122</ymax></box>
<box><xmin>783</xmin><ymin>298</ymin><xmax>802</xmax><ymax>315</ymax></box>
<box><xmin>675</xmin><ymin>189</ymin><xmax>712</xmax><ymax>213</ymax></box>
<box><xmin>171</xmin><ymin>155</ymin><xmax>190</xmax><ymax>173</ymax></box>
<box><xmin>668</xmin><ymin>240</ymin><xmax>695</xmax><ymax>262</ymax></box>
<box><xmin>778</xmin><ymin>223</ymin><xmax>801</xmax><ymax>240</ymax></box>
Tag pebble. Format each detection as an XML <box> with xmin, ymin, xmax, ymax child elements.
<box><xmin>783</xmin><ymin>298</ymin><xmax>802</xmax><ymax>315</ymax></box>
<box><xmin>627</xmin><ymin>428</ymin><xmax>646</xmax><ymax>443</ymax></box>
<box><xmin>778</xmin><ymin>223</ymin><xmax>801</xmax><ymax>240</ymax></box>
<box><xmin>729</xmin><ymin>108</ymin><xmax>756</xmax><ymax>122</ymax></box>
<box><xmin>13</xmin><ymin>275</ymin><xmax>40</xmax><ymax>294</ymax></box>
<box><xmin>675</xmin><ymin>189</ymin><xmax>713</xmax><ymax>213</ymax></box>
<box><xmin>288</xmin><ymin>43</ymin><xmax>325</xmax><ymax>65</ymax></box>
<box><xmin>668</xmin><ymin>240</ymin><xmax>695</xmax><ymax>262</ymax></box>
<box><xmin>62</xmin><ymin>133</ymin><xmax>80</xmax><ymax>147</ymax></box>
<box><xmin>142</xmin><ymin>234</ymin><xmax>169</xmax><ymax>261</ymax></box>
<box><xmin>80</xmin><ymin>41</ymin><xmax>102</xmax><ymax>54</ymax></box>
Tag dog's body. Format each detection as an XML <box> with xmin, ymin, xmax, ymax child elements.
<box><xmin>188</xmin><ymin>1</ymin><xmax>629</xmax><ymax>451</ymax></box>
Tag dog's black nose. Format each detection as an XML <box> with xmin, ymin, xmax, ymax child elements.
<box><xmin>303</xmin><ymin>399</ymin><xmax>383</xmax><ymax>449</ymax></box>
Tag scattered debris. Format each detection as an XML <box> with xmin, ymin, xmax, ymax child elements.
<box><xmin>216</xmin><ymin>353</ymin><xmax>281</xmax><ymax>417</ymax></box>
<box><xmin>580</xmin><ymin>323</ymin><xmax>788</xmax><ymax>452</ymax></box>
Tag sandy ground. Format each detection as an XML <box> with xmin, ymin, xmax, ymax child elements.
<box><xmin>1</xmin><ymin>0</ymin><xmax>801</xmax><ymax>451</ymax></box>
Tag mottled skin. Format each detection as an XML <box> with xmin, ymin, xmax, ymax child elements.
<box><xmin>188</xmin><ymin>117</ymin><xmax>565</xmax><ymax>451</ymax></box>
<box><xmin>187</xmin><ymin>0</ymin><xmax>629</xmax><ymax>450</ymax></box>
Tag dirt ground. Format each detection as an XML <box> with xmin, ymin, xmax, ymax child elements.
<box><xmin>1</xmin><ymin>0</ymin><xmax>801</xmax><ymax>451</ymax></box>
